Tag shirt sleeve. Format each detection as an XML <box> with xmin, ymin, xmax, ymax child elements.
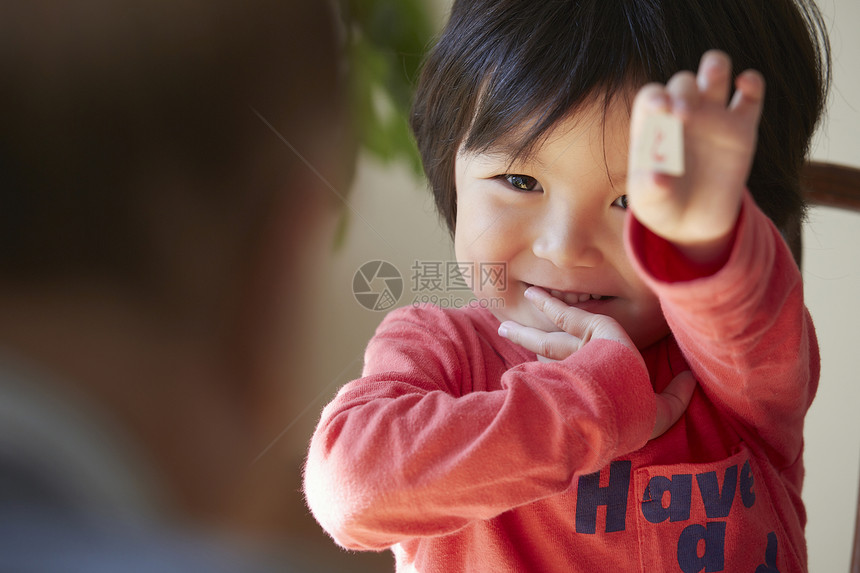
<box><xmin>303</xmin><ymin>306</ymin><xmax>655</xmax><ymax>550</ymax></box>
<box><xmin>625</xmin><ymin>190</ymin><xmax>820</xmax><ymax>470</ymax></box>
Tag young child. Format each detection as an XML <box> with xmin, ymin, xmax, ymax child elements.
<box><xmin>305</xmin><ymin>1</ymin><xmax>829</xmax><ymax>571</ymax></box>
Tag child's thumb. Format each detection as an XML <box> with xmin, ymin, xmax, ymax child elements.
<box><xmin>651</xmin><ymin>371</ymin><xmax>697</xmax><ymax>440</ymax></box>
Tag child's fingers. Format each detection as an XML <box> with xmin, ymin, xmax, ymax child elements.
<box><xmin>523</xmin><ymin>286</ymin><xmax>636</xmax><ymax>352</ymax></box>
<box><xmin>696</xmin><ymin>50</ymin><xmax>732</xmax><ymax>106</ymax></box>
<box><xmin>524</xmin><ymin>287</ymin><xmax>604</xmax><ymax>339</ymax></box>
<box><xmin>632</xmin><ymin>83</ymin><xmax>671</xmax><ymax>116</ymax></box>
<box><xmin>729</xmin><ymin>69</ymin><xmax>766</xmax><ymax>126</ymax></box>
<box><xmin>651</xmin><ymin>370</ymin><xmax>698</xmax><ymax>440</ymax></box>
<box><xmin>497</xmin><ymin>321</ymin><xmax>582</xmax><ymax>361</ymax></box>
<box><xmin>665</xmin><ymin>71</ymin><xmax>699</xmax><ymax>116</ymax></box>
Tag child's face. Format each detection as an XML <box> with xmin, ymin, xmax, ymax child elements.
<box><xmin>454</xmin><ymin>98</ymin><xmax>670</xmax><ymax>350</ymax></box>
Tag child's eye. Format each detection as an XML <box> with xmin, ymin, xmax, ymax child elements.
<box><xmin>503</xmin><ymin>174</ymin><xmax>540</xmax><ymax>192</ymax></box>
<box><xmin>612</xmin><ymin>194</ymin><xmax>629</xmax><ymax>209</ymax></box>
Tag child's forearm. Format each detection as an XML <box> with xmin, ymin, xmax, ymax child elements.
<box><xmin>627</xmin><ymin>191</ymin><xmax>818</xmax><ymax>467</ymax></box>
<box><xmin>624</xmin><ymin>50</ymin><xmax>818</xmax><ymax>466</ymax></box>
<box><xmin>304</xmin><ymin>338</ymin><xmax>654</xmax><ymax>550</ymax></box>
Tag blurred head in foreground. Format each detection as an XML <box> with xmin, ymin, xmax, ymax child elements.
<box><xmin>0</xmin><ymin>0</ymin><xmax>345</xmax><ymax>568</ymax></box>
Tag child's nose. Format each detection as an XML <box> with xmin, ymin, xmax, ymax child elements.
<box><xmin>531</xmin><ymin>207</ymin><xmax>602</xmax><ymax>269</ymax></box>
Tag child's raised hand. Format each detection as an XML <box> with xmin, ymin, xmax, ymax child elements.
<box><xmin>498</xmin><ymin>287</ymin><xmax>696</xmax><ymax>440</ymax></box>
<box><xmin>627</xmin><ymin>50</ymin><xmax>765</xmax><ymax>264</ymax></box>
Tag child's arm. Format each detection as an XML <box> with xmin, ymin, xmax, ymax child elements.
<box><xmin>304</xmin><ymin>305</ymin><xmax>664</xmax><ymax>550</ymax></box>
<box><xmin>625</xmin><ymin>51</ymin><xmax>818</xmax><ymax>467</ymax></box>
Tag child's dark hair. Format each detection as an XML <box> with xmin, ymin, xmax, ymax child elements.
<box><xmin>411</xmin><ymin>0</ymin><xmax>830</xmax><ymax>253</ymax></box>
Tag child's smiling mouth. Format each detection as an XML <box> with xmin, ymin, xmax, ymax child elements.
<box><xmin>524</xmin><ymin>283</ymin><xmax>616</xmax><ymax>307</ymax></box>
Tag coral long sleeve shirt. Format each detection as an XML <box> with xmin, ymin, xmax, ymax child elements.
<box><xmin>304</xmin><ymin>194</ymin><xmax>819</xmax><ymax>572</ymax></box>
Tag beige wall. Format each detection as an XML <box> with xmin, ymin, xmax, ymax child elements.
<box><xmin>803</xmin><ymin>1</ymin><xmax>860</xmax><ymax>571</ymax></box>
<box><xmin>295</xmin><ymin>0</ymin><xmax>859</xmax><ymax>569</ymax></box>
